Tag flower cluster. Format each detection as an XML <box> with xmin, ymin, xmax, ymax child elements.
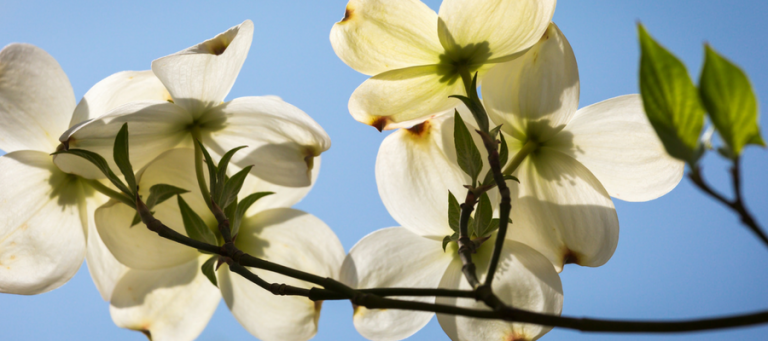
<box><xmin>0</xmin><ymin>1</ymin><xmax>691</xmax><ymax>341</ymax></box>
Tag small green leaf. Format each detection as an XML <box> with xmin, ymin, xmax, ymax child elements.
<box><xmin>450</xmin><ymin>72</ymin><xmax>489</xmax><ymax>132</ymax></box>
<box><xmin>498</xmin><ymin>131</ymin><xmax>509</xmax><ymax>168</ymax></box>
<box><xmin>53</xmin><ymin>149</ymin><xmax>132</xmax><ymax>196</ymax></box>
<box><xmin>216</xmin><ymin>146</ymin><xmax>248</xmax><ymax>196</ymax></box>
<box><xmin>638</xmin><ymin>24</ymin><xmax>705</xmax><ymax>164</ymax></box>
<box><xmin>504</xmin><ymin>175</ymin><xmax>520</xmax><ymax>183</ymax></box>
<box><xmin>201</xmin><ymin>255</ymin><xmax>218</xmax><ymax>287</ymax></box>
<box><xmin>113</xmin><ymin>123</ymin><xmax>136</xmax><ymax>195</ymax></box>
<box><xmin>146</xmin><ymin>184</ymin><xmax>189</xmax><ymax>208</ymax></box>
<box><xmin>448</xmin><ymin>191</ymin><xmax>461</xmax><ymax>232</ymax></box>
<box><xmin>177</xmin><ymin>195</ymin><xmax>218</xmax><ymax>245</ymax></box>
<box><xmin>131</xmin><ymin>184</ymin><xmax>189</xmax><ymax>227</ymax></box>
<box><xmin>699</xmin><ymin>45</ymin><xmax>765</xmax><ymax>156</ymax></box>
<box><xmin>442</xmin><ymin>232</ymin><xmax>459</xmax><ymax>252</ymax></box>
<box><xmin>442</xmin><ymin>235</ymin><xmax>452</xmax><ymax>252</ymax></box>
<box><xmin>473</xmin><ymin>193</ymin><xmax>493</xmax><ymax>237</ymax></box>
<box><xmin>232</xmin><ymin>192</ymin><xmax>274</xmax><ymax>237</ymax></box>
<box><xmin>195</xmin><ymin>140</ymin><xmax>218</xmax><ymax>199</ymax></box>
<box><xmin>220</xmin><ymin>166</ymin><xmax>252</xmax><ymax>208</ymax></box>
<box><xmin>453</xmin><ymin>111</ymin><xmax>483</xmax><ymax>185</ymax></box>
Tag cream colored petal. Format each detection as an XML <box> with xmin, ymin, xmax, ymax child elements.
<box><xmin>341</xmin><ymin>227</ymin><xmax>454</xmax><ymax>341</ymax></box>
<box><xmin>110</xmin><ymin>255</ymin><xmax>221</xmax><ymax>341</ymax></box>
<box><xmin>0</xmin><ymin>43</ymin><xmax>74</xmax><ymax>153</ymax></box>
<box><xmin>349</xmin><ymin>65</ymin><xmax>463</xmax><ymax>130</ymax></box>
<box><xmin>95</xmin><ymin>149</ymin><xmax>212</xmax><ymax>270</ymax></box>
<box><xmin>483</xmin><ymin>23</ymin><xmax>579</xmax><ymax>142</ymax></box>
<box><xmin>377</xmin><ymin>114</ymin><xmax>490</xmax><ymax>237</ymax></box>
<box><xmin>0</xmin><ymin>151</ymin><xmax>86</xmax><ymax>294</ymax></box>
<box><xmin>200</xmin><ymin>96</ymin><xmax>330</xmax><ymax>188</ymax></box>
<box><xmin>437</xmin><ymin>0</ymin><xmax>555</xmax><ymax>63</ymax></box>
<box><xmin>436</xmin><ymin>240</ymin><xmax>562</xmax><ymax>341</ymax></box>
<box><xmin>69</xmin><ymin>70</ymin><xmax>171</xmax><ymax>127</ymax></box>
<box><xmin>220</xmin><ymin>208</ymin><xmax>344</xmax><ymax>341</ymax></box>
<box><xmin>330</xmin><ymin>0</ymin><xmax>443</xmax><ymax>76</ymax></box>
<box><xmin>151</xmin><ymin>20</ymin><xmax>254</xmax><ymax>116</ymax></box>
<box><xmin>508</xmin><ymin>149</ymin><xmax>618</xmax><ymax>271</ymax></box>
<box><xmin>551</xmin><ymin>94</ymin><xmax>684</xmax><ymax>202</ymax></box>
<box><xmin>54</xmin><ymin>101</ymin><xmax>191</xmax><ymax>179</ymax></box>
<box><xmin>239</xmin><ymin>156</ymin><xmax>321</xmax><ymax>214</ymax></box>
<box><xmin>85</xmin><ymin>192</ymin><xmax>128</xmax><ymax>301</ymax></box>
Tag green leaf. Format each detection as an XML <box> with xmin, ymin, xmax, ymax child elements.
<box><xmin>448</xmin><ymin>191</ymin><xmax>461</xmax><ymax>233</ymax></box>
<box><xmin>453</xmin><ymin>110</ymin><xmax>483</xmax><ymax>185</ymax></box>
<box><xmin>131</xmin><ymin>184</ymin><xmax>189</xmax><ymax>227</ymax></box>
<box><xmin>53</xmin><ymin>149</ymin><xmax>132</xmax><ymax>196</ymax></box>
<box><xmin>498</xmin><ymin>131</ymin><xmax>509</xmax><ymax>168</ymax></box>
<box><xmin>177</xmin><ymin>195</ymin><xmax>218</xmax><ymax>245</ymax></box>
<box><xmin>504</xmin><ymin>175</ymin><xmax>520</xmax><ymax>183</ymax></box>
<box><xmin>473</xmin><ymin>193</ymin><xmax>493</xmax><ymax>237</ymax></box>
<box><xmin>220</xmin><ymin>165</ymin><xmax>252</xmax><ymax>209</ymax></box>
<box><xmin>232</xmin><ymin>192</ymin><xmax>274</xmax><ymax>237</ymax></box>
<box><xmin>699</xmin><ymin>45</ymin><xmax>765</xmax><ymax>156</ymax></box>
<box><xmin>201</xmin><ymin>255</ymin><xmax>218</xmax><ymax>287</ymax></box>
<box><xmin>450</xmin><ymin>72</ymin><xmax>489</xmax><ymax>132</ymax></box>
<box><xmin>638</xmin><ymin>24</ymin><xmax>705</xmax><ymax>164</ymax></box>
<box><xmin>146</xmin><ymin>184</ymin><xmax>189</xmax><ymax>208</ymax></box>
<box><xmin>216</xmin><ymin>146</ymin><xmax>248</xmax><ymax>197</ymax></box>
<box><xmin>113</xmin><ymin>123</ymin><xmax>137</xmax><ymax>195</ymax></box>
<box><xmin>195</xmin><ymin>140</ymin><xmax>218</xmax><ymax>199</ymax></box>
<box><xmin>442</xmin><ymin>232</ymin><xmax>459</xmax><ymax>252</ymax></box>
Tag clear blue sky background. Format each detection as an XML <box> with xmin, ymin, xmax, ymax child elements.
<box><xmin>1</xmin><ymin>1</ymin><xmax>767</xmax><ymax>340</ymax></box>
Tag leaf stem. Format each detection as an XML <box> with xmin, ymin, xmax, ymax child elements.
<box><xmin>502</xmin><ymin>140</ymin><xmax>538</xmax><ymax>175</ymax></box>
<box><xmin>85</xmin><ymin>179</ymin><xmax>134</xmax><ymax>208</ymax></box>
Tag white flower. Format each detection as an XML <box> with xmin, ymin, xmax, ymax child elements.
<box><xmin>376</xmin><ymin>23</ymin><xmax>684</xmax><ymax>272</ymax></box>
<box><xmin>330</xmin><ymin>0</ymin><xmax>556</xmax><ymax>130</ymax></box>
<box><xmin>341</xmin><ymin>227</ymin><xmax>562</xmax><ymax>341</ymax></box>
<box><xmin>56</xmin><ymin>20</ymin><xmax>330</xmax><ymax>189</ymax></box>
<box><xmin>93</xmin><ymin>148</ymin><xmax>345</xmax><ymax>341</ymax></box>
<box><xmin>0</xmin><ymin>43</ymin><xmax>169</xmax><ymax>294</ymax></box>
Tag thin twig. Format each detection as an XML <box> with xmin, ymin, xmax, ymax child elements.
<box><xmin>689</xmin><ymin>161</ymin><xmax>768</xmax><ymax>248</ymax></box>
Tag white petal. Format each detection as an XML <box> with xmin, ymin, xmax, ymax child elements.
<box><xmin>508</xmin><ymin>149</ymin><xmax>618</xmax><ymax>271</ymax></box>
<box><xmin>0</xmin><ymin>151</ymin><xmax>85</xmax><ymax>294</ymax></box>
<box><xmin>220</xmin><ymin>208</ymin><xmax>344</xmax><ymax>341</ymax></box>
<box><xmin>552</xmin><ymin>94</ymin><xmax>685</xmax><ymax>202</ymax></box>
<box><xmin>54</xmin><ymin>101</ymin><xmax>191</xmax><ymax>179</ymax></box>
<box><xmin>69</xmin><ymin>70</ymin><xmax>171</xmax><ymax>127</ymax></box>
<box><xmin>376</xmin><ymin>115</ymin><xmax>482</xmax><ymax>237</ymax></box>
<box><xmin>151</xmin><ymin>20</ymin><xmax>254</xmax><ymax>116</ymax></box>
<box><xmin>95</xmin><ymin>149</ymin><xmax>211</xmax><ymax>270</ymax></box>
<box><xmin>349</xmin><ymin>65</ymin><xmax>464</xmax><ymax>130</ymax></box>
<box><xmin>85</xmin><ymin>192</ymin><xmax>128</xmax><ymax>301</ymax></box>
<box><xmin>436</xmin><ymin>240</ymin><xmax>563</xmax><ymax>341</ymax></box>
<box><xmin>330</xmin><ymin>0</ymin><xmax>443</xmax><ymax>76</ymax></box>
<box><xmin>200</xmin><ymin>96</ymin><xmax>330</xmax><ymax>188</ymax></box>
<box><xmin>0</xmin><ymin>43</ymin><xmax>74</xmax><ymax>153</ymax></box>
<box><xmin>437</xmin><ymin>0</ymin><xmax>555</xmax><ymax>63</ymax></box>
<box><xmin>110</xmin><ymin>255</ymin><xmax>221</xmax><ymax>341</ymax></box>
<box><xmin>341</xmin><ymin>227</ymin><xmax>454</xmax><ymax>341</ymax></box>
<box><xmin>239</xmin><ymin>156</ymin><xmax>321</xmax><ymax>214</ymax></box>
<box><xmin>483</xmin><ymin>23</ymin><xmax>579</xmax><ymax>142</ymax></box>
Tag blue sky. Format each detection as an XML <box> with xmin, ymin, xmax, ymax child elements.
<box><xmin>1</xmin><ymin>1</ymin><xmax>767</xmax><ymax>340</ymax></box>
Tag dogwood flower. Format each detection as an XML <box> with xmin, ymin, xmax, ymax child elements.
<box><xmin>56</xmin><ymin>20</ymin><xmax>330</xmax><ymax>188</ymax></box>
<box><xmin>377</xmin><ymin>23</ymin><xmax>684</xmax><ymax>272</ymax></box>
<box><xmin>330</xmin><ymin>0</ymin><xmax>556</xmax><ymax>131</ymax></box>
<box><xmin>93</xmin><ymin>148</ymin><xmax>344</xmax><ymax>341</ymax></box>
<box><xmin>0</xmin><ymin>43</ymin><xmax>169</xmax><ymax>294</ymax></box>
<box><xmin>341</xmin><ymin>227</ymin><xmax>562</xmax><ymax>341</ymax></box>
